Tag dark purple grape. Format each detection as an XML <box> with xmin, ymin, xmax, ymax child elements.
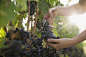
<box><xmin>27</xmin><ymin>1</ymin><xmax>37</xmax><ymax>15</ymax></box>
<box><xmin>4</xmin><ymin>41</ymin><xmax>10</xmax><ymax>45</ymax></box>
<box><xmin>0</xmin><ymin>55</ymin><xmax>3</xmax><ymax>57</ymax></box>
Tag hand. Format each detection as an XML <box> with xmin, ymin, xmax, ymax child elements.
<box><xmin>43</xmin><ymin>8</ymin><xmax>58</xmax><ymax>26</ymax></box>
<box><xmin>45</xmin><ymin>38</ymin><xmax>73</xmax><ymax>49</ymax></box>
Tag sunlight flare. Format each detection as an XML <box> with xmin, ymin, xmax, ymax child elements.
<box><xmin>69</xmin><ymin>13</ymin><xmax>86</xmax><ymax>32</ymax></box>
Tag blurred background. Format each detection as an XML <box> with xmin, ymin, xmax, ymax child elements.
<box><xmin>60</xmin><ymin>0</ymin><xmax>86</xmax><ymax>56</ymax></box>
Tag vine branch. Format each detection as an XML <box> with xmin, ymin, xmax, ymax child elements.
<box><xmin>48</xmin><ymin>0</ymin><xmax>51</xmax><ymax>8</ymax></box>
<box><xmin>4</xmin><ymin>27</ymin><xmax>7</xmax><ymax>33</ymax></box>
<box><xmin>33</xmin><ymin>2</ymin><xmax>38</xmax><ymax>38</ymax></box>
<box><xmin>27</xmin><ymin>1</ymin><xmax>30</xmax><ymax>31</ymax></box>
<box><xmin>31</xmin><ymin>16</ymin><xmax>33</xmax><ymax>34</ymax></box>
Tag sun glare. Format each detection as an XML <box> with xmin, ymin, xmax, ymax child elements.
<box><xmin>69</xmin><ymin>13</ymin><xmax>86</xmax><ymax>32</ymax></box>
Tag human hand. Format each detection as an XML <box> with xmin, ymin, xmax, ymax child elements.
<box><xmin>44</xmin><ymin>38</ymin><xmax>73</xmax><ymax>49</ymax></box>
<box><xmin>43</xmin><ymin>8</ymin><xmax>57</xmax><ymax>26</ymax></box>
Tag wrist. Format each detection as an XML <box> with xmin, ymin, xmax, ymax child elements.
<box><xmin>70</xmin><ymin>37</ymin><xmax>78</xmax><ymax>46</ymax></box>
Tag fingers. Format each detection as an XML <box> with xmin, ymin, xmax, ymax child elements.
<box><xmin>48</xmin><ymin>9</ymin><xmax>53</xmax><ymax>17</ymax></box>
<box><xmin>44</xmin><ymin>39</ymin><xmax>62</xmax><ymax>49</ymax></box>
<box><xmin>48</xmin><ymin>8</ymin><xmax>57</xmax><ymax>17</ymax></box>
<box><xmin>44</xmin><ymin>39</ymin><xmax>47</xmax><ymax>43</ymax></box>
<box><xmin>46</xmin><ymin>39</ymin><xmax>60</xmax><ymax>49</ymax></box>
<box><xmin>47</xmin><ymin>39</ymin><xmax>59</xmax><ymax>43</ymax></box>
<box><xmin>43</xmin><ymin>7</ymin><xmax>57</xmax><ymax>20</ymax></box>
<box><xmin>44</xmin><ymin>38</ymin><xmax>70</xmax><ymax>49</ymax></box>
<box><xmin>48</xmin><ymin>43</ymin><xmax>57</xmax><ymax>48</ymax></box>
<box><xmin>43</xmin><ymin>8</ymin><xmax>54</xmax><ymax>19</ymax></box>
<box><xmin>47</xmin><ymin>42</ymin><xmax>63</xmax><ymax>49</ymax></box>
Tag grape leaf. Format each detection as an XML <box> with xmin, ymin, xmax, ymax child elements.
<box><xmin>0</xmin><ymin>28</ymin><xmax>6</xmax><ymax>37</ymax></box>
<box><xmin>16</xmin><ymin>0</ymin><xmax>27</xmax><ymax>11</ymax></box>
<box><xmin>0</xmin><ymin>0</ymin><xmax>17</xmax><ymax>27</ymax></box>
<box><xmin>39</xmin><ymin>0</ymin><xmax>49</xmax><ymax>13</ymax></box>
<box><xmin>52</xmin><ymin>28</ymin><xmax>59</xmax><ymax>37</ymax></box>
<box><xmin>0</xmin><ymin>37</ymin><xmax>5</xmax><ymax>48</ymax></box>
<box><xmin>0</xmin><ymin>28</ymin><xmax>6</xmax><ymax>48</ymax></box>
<box><xmin>49</xmin><ymin>0</ymin><xmax>54</xmax><ymax>4</ymax></box>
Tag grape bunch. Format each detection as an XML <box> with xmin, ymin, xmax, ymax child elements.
<box><xmin>0</xmin><ymin>27</ymin><xmax>60</xmax><ymax>57</ymax></box>
<box><xmin>27</xmin><ymin>1</ymin><xmax>37</xmax><ymax>16</ymax></box>
<box><xmin>60</xmin><ymin>46</ymin><xmax>85</xmax><ymax>57</ymax></box>
<box><xmin>0</xmin><ymin>28</ymin><xmax>30</xmax><ymax>57</ymax></box>
<box><xmin>28</xmin><ymin>35</ymin><xmax>60</xmax><ymax>57</ymax></box>
<box><xmin>37</xmin><ymin>20</ymin><xmax>60</xmax><ymax>43</ymax></box>
<box><xmin>36</xmin><ymin>20</ymin><xmax>60</xmax><ymax>56</ymax></box>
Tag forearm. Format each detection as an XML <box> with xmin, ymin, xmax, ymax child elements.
<box><xmin>54</xmin><ymin>3</ymin><xmax>85</xmax><ymax>16</ymax></box>
<box><xmin>70</xmin><ymin>29</ymin><xmax>86</xmax><ymax>46</ymax></box>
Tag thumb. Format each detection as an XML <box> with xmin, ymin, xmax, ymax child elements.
<box><xmin>49</xmin><ymin>8</ymin><xmax>57</xmax><ymax>17</ymax></box>
<box><xmin>47</xmin><ymin>39</ymin><xmax>59</xmax><ymax>42</ymax></box>
<box><xmin>48</xmin><ymin>9</ymin><xmax>53</xmax><ymax>17</ymax></box>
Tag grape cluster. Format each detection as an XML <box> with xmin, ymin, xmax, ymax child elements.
<box><xmin>36</xmin><ymin>20</ymin><xmax>60</xmax><ymax>56</ymax></box>
<box><xmin>0</xmin><ymin>28</ymin><xmax>60</xmax><ymax>57</ymax></box>
<box><xmin>60</xmin><ymin>46</ymin><xmax>84</xmax><ymax>57</ymax></box>
<box><xmin>61</xmin><ymin>47</ymin><xmax>72</xmax><ymax>57</ymax></box>
<box><xmin>37</xmin><ymin>20</ymin><xmax>60</xmax><ymax>43</ymax></box>
<box><xmin>28</xmin><ymin>35</ymin><xmax>60</xmax><ymax>57</ymax></box>
<box><xmin>0</xmin><ymin>28</ymin><xmax>30</xmax><ymax>57</ymax></box>
<box><xmin>27</xmin><ymin>1</ymin><xmax>37</xmax><ymax>15</ymax></box>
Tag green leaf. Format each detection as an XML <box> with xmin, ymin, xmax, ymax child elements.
<box><xmin>66</xmin><ymin>54</ymin><xmax>68</xmax><ymax>57</ymax></box>
<box><xmin>60</xmin><ymin>54</ymin><xmax>64</xmax><ymax>57</ymax></box>
<box><xmin>45</xmin><ymin>0</ymin><xmax>54</xmax><ymax>4</ymax></box>
<box><xmin>0</xmin><ymin>0</ymin><xmax>17</xmax><ymax>27</ymax></box>
<box><xmin>16</xmin><ymin>0</ymin><xmax>27</xmax><ymax>11</ymax></box>
<box><xmin>49</xmin><ymin>0</ymin><xmax>54</xmax><ymax>4</ymax></box>
<box><xmin>39</xmin><ymin>0</ymin><xmax>49</xmax><ymax>13</ymax></box>
<box><xmin>0</xmin><ymin>28</ymin><xmax>6</xmax><ymax>37</ymax></box>
<box><xmin>52</xmin><ymin>28</ymin><xmax>59</xmax><ymax>37</ymax></box>
<box><xmin>0</xmin><ymin>37</ymin><xmax>5</xmax><ymax>48</ymax></box>
<box><xmin>35</xmin><ymin>28</ymin><xmax>41</xmax><ymax>38</ymax></box>
<box><xmin>21</xmin><ymin>0</ymin><xmax>27</xmax><ymax>11</ymax></box>
<box><xmin>28</xmin><ymin>0</ymin><xmax>38</xmax><ymax>1</ymax></box>
<box><xmin>68</xmin><ymin>0</ymin><xmax>72</xmax><ymax>2</ymax></box>
<box><xmin>25</xmin><ymin>22</ymin><xmax>28</xmax><ymax>26</ymax></box>
<box><xmin>38</xmin><ymin>14</ymin><xmax>43</xmax><ymax>22</ymax></box>
<box><xmin>0</xmin><ymin>28</ymin><xmax>6</xmax><ymax>48</ymax></box>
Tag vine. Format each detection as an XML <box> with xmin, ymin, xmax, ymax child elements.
<box><xmin>33</xmin><ymin>2</ymin><xmax>38</xmax><ymax>38</ymax></box>
<box><xmin>27</xmin><ymin>1</ymin><xmax>30</xmax><ymax>31</ymax></box>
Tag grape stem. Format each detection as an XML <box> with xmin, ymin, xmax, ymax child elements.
<box><xmin>48</xmin><ymin>0</ymin><xmax>51</xmax><ymax>8</ymax></box>
<box><xmin>7</xmin><ymin>0</ymin><xmax>10</xmax><ymax>6</ymax></box>
<box><xmin>4</xmin><ymin>27</ymin><xmax>7</xmax><ymax>33</ymax></box>
<box><xmin>9</xmin><ymin>21</ymin><xmax>13</xmax><ymax>27</ymax></box>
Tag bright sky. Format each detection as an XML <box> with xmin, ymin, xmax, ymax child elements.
<box><xmin>60</xmin><ymin>0</ymin><xmax>86</xmax><ymax>33</ymax></box>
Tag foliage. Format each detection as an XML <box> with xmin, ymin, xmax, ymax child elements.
<box><xmin>0</xmin><ymin>0</ymin><xmax>17</xmax><ymax>27</ymax></box>
<box><xmin>0</xmin><ymin>28</ymin><xmax>6</xmax><ymax>48</ymax></box>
